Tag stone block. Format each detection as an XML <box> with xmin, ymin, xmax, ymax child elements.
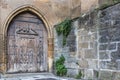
<box><xmin>0</xmin><ymin>57</ymin><xmax>4</xmax><ymax>63</ymax></box>
<box><xmin>83</xmin><ymin>35</ymin><xmax>91</xmax><ymax>41</ymax></box>
<box><xmin>99</xmin><ymin>22</ymin><xmax>107</xmax><ymax>30</ymax></box>
<box><xmin>93</xmin><ymin>32</ymin><xmax>98</xmax><ymax>39</ymax></box>
<box><xmin>100</xmin><ymin>61</ymin><xmax>117</xmax><ymax>70</ymax></box>
<box><xmin>88</xmin><ymin>60</ymin><xmax>98</xmax><ymax>69</ymax></box>
<box><xmin>110</xmin><ymin>28</ymin><xmax>120</xmax><ymax>42</ymax></box>
<box><xmin>48</xmin><ymin>51</ymin><xmax>54</xmax><ymax>58</ymax></box>
<box><xmin>78</xmin><ymin>50</ymin><xmax>85</xmax><ymax>58</ymax></box>
<box><xmin>51</xmin><ymin>0</ymin><xmax>71</xmax><ymax>18</ymax></box>
<box><xmin>93</xmin><ymin>70</ymin><xmax>99</xmax><ymax>79</ymax></box>
<box><xmin>68</xmin><ymin>45</ymin><xmax>76</xmax><ymax>52</ymax></box>
<box><xmin>67</xmin><ymin>69</ymin><xmax>78</xmax><ymax>77</ymax></box>
<box><xmin>66</xmin><ymin>28</ymin><xmax>76</xmax><ymax>52</ymax></box>
<box><xmin>77</xmin><ymin>59</ymin><xmax>88</xmax><ymax>68</ymax></box>
<box><xmin>111</xmin><ymin>27</ymin><xmax>119</xmax><ymax>38</ymax></box>
<box><xmin>78</xmin><ymin>36</ymin><xmax>84</xmax><ymax>42</ymax></box>
<box><xmin>108</xmin><ymin>43</ymin><xmax>116</xmax><ymax>50</ymax></box>
<box><xmin>99</xmin><ymin>51</ymin><xmax>109</xmax><ymax>59</ymax></box>
<box><xmin>111</xmin><ymin>51</ymin><xmax>120</xmax><ymax>60</ymax></box>
<box><xmin>71</xmin><ymin>6</ymin><xmax>81</xmax><ymax>18</ymax></box>
<box><xmin>72</xmin><ymin>20</ymin><xmax>79</xmax><ymax>28</ymax></box>
<box><xmin>99</xmin><ymin>61</ymin><xmax>107</xmax><ymax>69</ymax></box>
<box><xmin>84</xmin><ymin>69</ymin><xmax>94</xmax><ymax>79</ymax></box>
<box><xmin>99</xmin><ymin>71</ymin><xmax>112</xmax><ymax>80</ymax></box>
<box><xmin>99</xmin><ymin>44</ymin><xmax>108</xmax><ymax>50</ymax></box>
<box><xmin>0</xmin><ymin>64</ymin><xmax>5</xmax><ymax>73</ymax></box>
<box><xmin>79</xmin><ymin>42</ymin><xmax>89</xmax><ymax>48</ymax></box>
<box><xmin>90</xmin><ymin>41</ymin><xmax>97</xmax><ymax>49</ymax></box>
<box><xmin>0</xmin><ymin>40</ymin><xmax>4</xmax><ymax>51</ymax></box>
<box><xmin>48</xmin><ymin>44</ymin><xmax>54</xmax><ymax>51</ymax></box>
<box><xmin>99</xmin><ymin>0</ymin><xmax>113</xmax><ymax>6</ymax></box>
<box><xmin>113</xmin><ymin>72</ymin><xmax>120</xmax><ymax>80</ymax></box>
<box><xmin>90</xmin><ymin>42</ymin><xmax>94</xmax><ymax>49</ymax></box>
<box><xmin>65</xmin><ymin>62</ymin><xmax>78</xmax><ymax>69</ymax></box>
<box><xmin>90</xmin><ymin>34</ymin><xmax>96</xmax><ymax>42</ymax></box>
<box><xmin>0</xmin><ymin>53</ymin><xmax>4</xmax><ymax>64</ymax></box>
<box><xmin>99</xmin><ymin>36</ymin><xmax>109</xmax><ymax>43</ymax></box>
<box><xmin>118</xmin><ymin>43</ymin><xmax>120</xmax><ymax>49</ymax></box>
<box><xmin>116</xmin><ymin>61</ymin><xmax>120</xmax><ymax>70</ymax></box>
<box><xmin>114</xmin><ymin>20</ymin><xmax>120</xmax><ymax>26</ymax></box>
<box><xmin>107</xmin><ymin>61</ymin><xmax>117</xmax><ymax>70</ymax></box>
<box><xmin>66</xmin><ymin>58</ymin><xmax>77</xmax><ymax>64</ymax></box>
<box><xmin>78</xmin><ymin>30</ymin><xmax>88</xmax><ymax>36</ymax></box>
<box><xmin>99</xmin><ymin>42</ymin><xmax>116</xmax><ymax>50</ymax></box>
<box><xmin>81</xmin><ymin>0</ymin><xmax>98</xmax><ymax>13</ymax></box>
<box><xmin>69</xmin><ymin>52</ymin><xmax>76</xmax><ymax>57</ymax></box>
<box><xmin>61</xmin><ymin>47</ymin><xmax>69</xmax><ymax>53</ymax></box>
<box><xmin>84</xmin><ymin>34</ymin><xmax>96</xmax><ymax>43</ymax></box>
<box><xmin>67</xmin><ymin>35</ymin><xmax>76</xmax><ymax>40</ymax></box>
<box><xmin>84</xmin><ymin>49</ymin><xmax>97</xmax><ymax>59</ymax></box>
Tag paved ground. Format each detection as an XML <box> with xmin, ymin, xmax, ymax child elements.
<box><xmin>0</xmin><ymin>73</ymin><xmax>76</xmax><ymax>80</ymax></box>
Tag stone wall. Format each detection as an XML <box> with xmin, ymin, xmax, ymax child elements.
<box><xmin>77</xmin><ymin>3</ymin><xmax>120</xmax><ymax>80</ymax></box>
<box><xmin>54</xmin><ymin>10</ymin><xmax>98</xmax><ymax>79</ymax></box>
<box><xmin>0</xmin><ymin>0</ymin><xmax>120</xmax><ymax>78</ymax></box>
<box><xmin>77</xmin><ymin>11</ymin><xmax>98</xmax><ymax>79</ymax></box>
<box><xmin>54</xmin><ymin>21</ymin><xmax>77</xmax><ymax>77</ymax></box>
<box><xmin>98</xmin><ymin>0</ymin><xmax>113</xmax><ymax>6</ymax></box>
<box><xmin>0</xmin><ymin>1</ymin><xmax>1</xmax><ymax>31</ymax></box>
<box><xmin>0</xmin><ymin>34</ymin><xmax>4</xmax><ymax>73</ymax></box>
<box><xmin>0</xmin><ymin>0</ymin><xmax>81</xmax><ymax>28</ymax></box>
<box><xmin>98</xmin><ymin>3</ymin><xmax>120</xmax><ymax>80</ymax></box>
<box><xmin>81</xmin><ymin>0</ymin><xmax>98</xmax><ymax>14</ymax></box>
<box><xmin>54</xmin><ymin>3</ymin><xmax>120</xmax><ymax>80</ymax></box>
<box><xmin>0</xmin><ymin>0</ymin><xmax>110</xmax><ymax>74</ymax></box>
<box><xmin>0</xmin><ymin>0</ymin><xmax>81</xmax><ymax>73</ymax></box>
<box><xmin>78</xmin><ymin>3</ymin><xmax>120</xmax><ymax>80</ymax></box>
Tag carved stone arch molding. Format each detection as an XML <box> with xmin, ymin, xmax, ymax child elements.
<box><xmin>1</xmin><ymin>5</ymin><xmax>54</xmax><ymax>74</ymax></box>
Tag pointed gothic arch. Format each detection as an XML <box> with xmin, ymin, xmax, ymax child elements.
<box><xmin>3</xmin><ymin>5</ymin><xmax>52</xmax><ymax>38</ymax></box>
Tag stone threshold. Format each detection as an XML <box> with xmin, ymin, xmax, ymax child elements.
<box><xmin>1</xmin><ymin>72</ymin><xmax>54</xmax><ymax>78</ymax></box>
<box><xmin>0</xmin><ymin>73</ymin><xmax>77</xmax><ymax>80</ymax></box>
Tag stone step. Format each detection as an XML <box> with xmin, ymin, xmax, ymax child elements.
<box><xmin>0</xmin><ymin>73</ymin><xmax>77</xmax><ymax>80</ymax></box>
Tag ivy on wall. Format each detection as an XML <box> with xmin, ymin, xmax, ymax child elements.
<box><xmin>55</xmin><ymin>19</ymin><xmax>72</xmax><ymax>46</ymax></box>
<box><xmin>55</xmin><ymin>55</ymin><xmax>67</xmax><ymax>76</ymax></box>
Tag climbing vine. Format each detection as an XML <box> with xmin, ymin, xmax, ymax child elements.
<box><xmin>55</xmin><ymin>55</ymin><xmax>67</xmax><ymax>76</ymax></box>
<box><xmin>55</xmin><ymin>19</ymin><xmax>72</xmax><ymax>46</ymax></box>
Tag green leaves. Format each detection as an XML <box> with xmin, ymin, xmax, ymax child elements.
<box><xmin>75</xmin><ymin>71</ymin><xmax>83</xmax><ymax>79</ymax></box>
<box><xmin>55</xmin><ymin>55</ymin><xmax>65</xmax><ymax>66</ymax></box>
<box><xmin>56</xmin><ymin>65</ymin><xmax>67</xmax><ymax>76</ymax></box>
<box><xmin>55</xmin><ymin>55</ymin><xmax>67</xmax><ymax>76</ymax></box>
<box><xmin>56</xmin><ymin>19</ymin><xmax>72</xmax><ymax>46</ymax></box>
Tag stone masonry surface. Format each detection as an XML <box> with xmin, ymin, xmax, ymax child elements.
<box><xmin>0</xmin><ymin>0</ymin><xmax>120</xmax><ymax>80</ymax></box>
<box><xmin>0</xmin><ymin>73</ymin><xmax>76</xmax><ymax>80</ymax></box>
<box><xmin>54</xmin><ymin>3</ymin><xmax>120</xmax><ymax>80</ymax></box>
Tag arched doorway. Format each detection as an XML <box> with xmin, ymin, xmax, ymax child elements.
<box><xmin>7</xmin><ymin>12</ymin><xmax>48</xmax><ymax>73</ymax></box>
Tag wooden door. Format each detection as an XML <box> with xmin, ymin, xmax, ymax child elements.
<box><xmin>7</xmin><ymin>12</ymin><xmax>48</xmax><ymax>73</ymax></box>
